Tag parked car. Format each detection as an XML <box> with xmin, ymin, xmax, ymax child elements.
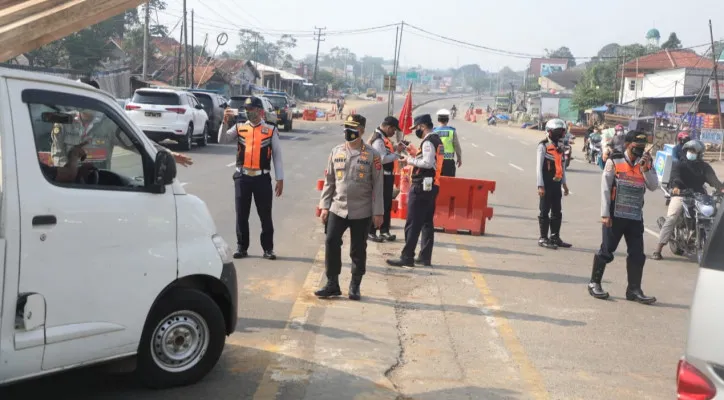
<box><xmin>264</xmin><ymin>94</ymin><xmax>294</xmax><ymax>132</ymax></box>
<box><xmin>189</xmin><ymin>90</ymin><xmax>226</xmax><ymax>143</ymax></box>
<box><xmin>125</xmin><ymin>88</ymin><xmax>209</xmax><ymax>151</ymax></box>
<box><xmin>116</xmin><ymin>98</ymin><xmax>130</xmax><ymax>109</ymax></box>
<box><xmin>258</xmin><ymin>96</ymin><xmax>278</xmax><ymax>126</ymax></box>
<box><xmin>226</xmin><ymin>95</ymin><xmax>278</xmax><ymax>127</ymax></box>
<box><xmin>0</xmin><ymin>67</ymin><xmax>237</xmax><ymax>388</ymax></box>
<box><xmin>678</xmin><ymin>208</ymin><xmax>724</xmax><ymax>399</ymax></box>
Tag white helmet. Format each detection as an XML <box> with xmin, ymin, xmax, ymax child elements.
<box><xmin>436</xmin><ymin>109</ymin><xmax>451</xmax><ymax>117</ymax></box>
<box><xmin>545</xmin><ymin>118</ymin><xmax>566</xmax><ymax>133</ymax></box>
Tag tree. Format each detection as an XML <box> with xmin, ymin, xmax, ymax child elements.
<box><xmin>234</xmin><ymin>29</ymin><xmax>270</xmax><ymax>63</ymax></box>
<box><xmin>572</xmin><ymin>60</ymin><xmax>618</xmax><ymax>110</ymax></box>
<box><xmin>25</xmin><ymin>41</ymin><xmax>66</xmax><ymax>67</ymax></box>
<box><xmin>545</xmin><ymin>46</ymin><xmax>576</xmax><ymax>67</ymax></box>
<box><xmin>661</xmin><ymin>32</ymin><xmax>682</xmax><ymax>50</ymax></box>
<box><xmin>122</xmin><ymin>25</ymin><xmax>153</xmax><ymax>72</ymax></box>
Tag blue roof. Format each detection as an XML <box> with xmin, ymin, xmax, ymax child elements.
<box><xmin>592</xmin><ymin>105</ymin><xmax>608</xmax><ymax>112</ymax></box>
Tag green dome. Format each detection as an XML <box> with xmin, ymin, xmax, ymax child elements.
<box><xmin>646</xmin><ymin>28</ymin><xmax>661</xmax><ymax>39</ymax></box>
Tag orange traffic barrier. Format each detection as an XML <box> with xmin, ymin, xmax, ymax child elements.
<box><xmin>434</xmin><ymin>177</ymin><xmax>495</xmax><ymax>236</ymax></box>
<box><xmin>465</xmin><ymin>111</ymin><xmax>471</xmax><ymax>121</ymax></box>
<box><xmin>471</xmin><ymin>113</ymin><xmax>477</xmax><ymax>123</ymax></box>
<box><xmin>475</xmin><ymin>108</ymin><xmax>483</xmax><ymax>115</ymax></box>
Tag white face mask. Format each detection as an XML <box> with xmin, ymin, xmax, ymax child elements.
<box><xmin>686</xmin><ymin>152</ymin><xmax>698</xmax><ymax>161</ymax></box>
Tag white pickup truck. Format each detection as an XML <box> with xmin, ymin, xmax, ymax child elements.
<box><xmin>0</xmin><ymin>67</ymin><xmax>237</xmax><ymax>388</ymax></box>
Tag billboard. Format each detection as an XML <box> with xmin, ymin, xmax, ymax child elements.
<box><xmin>540</xmin><ymin>63</ymin><xmax>566</xmax><ymax>77</ymax></box>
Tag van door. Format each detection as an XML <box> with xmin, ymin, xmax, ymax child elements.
<box><xmin>8</xmin><ymin>79</ymin><xmax>178</xmax><ymax>371</ymax></box>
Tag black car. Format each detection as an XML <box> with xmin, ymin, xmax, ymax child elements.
<box><xmin>189</xmin><ymin>91</ymin><xmax>227</xmax><ymax>143</ymax></box>
<box><xmin>264</xmin><ymin>95</ymin><xmax>294</xmax><ymax>132</ymax></box>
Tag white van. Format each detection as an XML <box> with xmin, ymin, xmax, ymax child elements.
<box><xmin>0</xmin><ymin>68</ymin><xmax>238</xmax><ymax>388</ymax></box>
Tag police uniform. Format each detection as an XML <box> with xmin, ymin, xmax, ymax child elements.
<box><xmin>434</xmin><ymin>124</ymin><xmax>461</xmax><ymax>177</ymax></box>
<box><xmin>218</xmin><ymin>96</ymin><xmax>284</xmax><ymax>260</ymax></box>
<box><xmin>50</xmin><ymin>113</ymin><xmax>117</xmax><ymax>169</ymax></box>
<box><xmin>368</xmin><ymin>116</ymin><xmax>402</xmax><ymax>242</ymax></box>
<box><xmin>316</xmin><ymin>115</ymin><xmax>384</xmax><ymax>300</ymax></box>
<box><xmin>387</xmin><ymin>114</ymin><xmax>442</xmax><ymax>268</ymax></box>
<box><xmin>589</xmin><ymin>131</ymin><xmax>658</xmax><ymax>304</ymax></box>
<box><xmin>536</xmin><ymin>137</ymin><xmax>570</xmax><ymax>249</ymax></box>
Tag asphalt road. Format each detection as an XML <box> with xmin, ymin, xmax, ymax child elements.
<box><xmin>0</xmin><ymin>96</ymin><xmax>698</xmax><ymax>400</ymax></box>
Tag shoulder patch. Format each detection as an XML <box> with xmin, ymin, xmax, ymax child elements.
<box><xmin>605</xmin><ymin>161</ymin><xmax>614</xmax><ymax>172</ymax></box>
<box><xmin>373</xmin><ymin>154</ymin><xmax>381</xmax><ymax>170</ymax></box>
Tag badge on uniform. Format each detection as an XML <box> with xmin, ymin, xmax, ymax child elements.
<box><xmin>262</xmin><ymin>128</ymin><xmax>269</xmax><ymax>134</ymax></box>
<box><xmin>606</xmin><ymin>162</ymin><xmax>614</xmax><ymax>172</ymax></box>
<box><xmin>52</xmin><ymin>126</ymin><xmax>60</xmax><ymax>135</ymax></box>
<box><xmin>358</xmin><ymin>172</ymin><xmax>365</xmax><ymax>179</ymax></box>
<box><xmin>373</xmin><ymin>155</ymin><xmax>381</xmax><ymax>170</ymax></box>
<box><xmin>337</xmin><ymin>170</ymin><xmax>344</xmax><ymax>180</ymax></box>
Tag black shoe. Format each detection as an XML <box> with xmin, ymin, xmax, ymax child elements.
<box><xmin>626</xmin><ymin>288</ymin><xmax>657</xmax><ymax>305</ymax></box>
<box><xmin>380</xmin><ymin>232</ymin><xmax>397</xmax><ymax>242</ymax></box>
<box><xmin>233</xmin><ymin>246</ymin><xmax>248</xmax><ymax>259</ymax></box>
<box><xmin>549</xmin><ymin>235</ymin><xmax>572</xmax><ymax>248</ymax></box>
<box><xmin>587</xmin><ymin>282</ymin><xmax>610</xmax><ymax>300</ymax></box>
<box><xmin>650</xmin><ymin>252</ymin><xmax>663</xmax><ymax>260</ymax></box>
<box><xmin>414</xmin><ymin>257</ymin><xmax>432</xmax><ymax>267</ymax></box>
<box><xmin>262</xmin><ymin>250</ymin><xmax>277</xmax><ymax>260</ymax></box>
<box><xmin>538</xmin><ymin>237</ymin><xmax>558</xmax><ymax>249</ymax></box>
<box><xmin>314</xmin><ymin>278</ymin><xmax>342</xmax><ymax>298</ymax></box>
<box><xmin>387</xmin><ymin>258</ymin><xmax>415</xmax><ymax>268</ymax></box>
<box><xmin>368</xmin><ymin>233</ymin><xmax>384</xmax><ymax>243</ymax></box>
<box><xmin>349</xmin><ymin>276</ymin><xmax>362</xmax><ymax>301</ymax></box>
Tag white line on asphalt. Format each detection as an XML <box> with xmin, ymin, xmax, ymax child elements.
<box><xmin>509</xmin><ymin>163</ymin><xmax>524</xmax><ymax>171</ymax></box>
<box><xmin>290</xmin><ymin>136</ymin><xmax>300</xmax><ymax>141</ymax></box>
<box><xmin>226</xmin><ymin>162</ymin><xmax>236</xmax><ymax>167</ymax></box>
<box><xmin>486</xmin><ymin>151</ymin><xmax>496</xmax><ymax>157</ymax></box>
<box><xmin>447</xmin><ymin>245</ymin><xmax>458</xmax><ymax>253</ymax></box>
<box><xmin>471</xmin><ymin>143</ymin><xmax>479</xmax><ymax>148</ymax></box>
<box><xmin>519</xmin><ymin>140</ymin><xmax>528</xmax><ymax>145</ymax></box>
<box><xmin>645</xmin><ymin>228</ymin><xmax>661</xmax><ymax>238</ymax></box>
<box><xmin>181</xmin><ymin>182</ymin><xmax>189</xmax><ymax>187</ymax></box>
<box><xmin>320</xmin><ymin>126</ymin><xmax>326</xmax><ymax>130</ymax></box>
<box><xmin>573</xmin><ymin>159</ymin><xmax>584</xmax><ymax>164</ymax></box>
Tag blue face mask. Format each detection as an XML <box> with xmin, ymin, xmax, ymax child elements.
<box><xmin>686</xmin><ymin>152</ymin><xmax>697</xmax><ymax>161</ymax></box>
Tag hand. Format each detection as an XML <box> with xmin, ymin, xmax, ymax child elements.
<box><xmin>172</xmin><ymin>152</ymin><xmax>193</xmax><ymax>167</ymax></box>
<box><xmin>601</xmin><ymin>217</ymin><xmax>613</xmax><ymax>228</ymax></box>
<box><xmin>397</xmin><ymin>158</ymin><xmax>407</xmax><ymax>167</ymax></box>
<box><xmin>395</xmin><ymin>142</ymin><xmax>406</xmax><ymax>152</ymax></box>
<box><xmin>563</xmin><ymin>184</ymin><xmax>569</xmax><ymax>196</ymax></box>
<box><xmin>275</xmin><ymin>180</ymin><xmax>284</xmax><ymax>197</ymax></box>
<box><xmin>672</xmin><ymin>187</ymin><xmax>681</xmax><ymax>195</ymax></box>
<box><xmin>373</xmin><ymin>215</ymin><xmax>383</xmax><ymax>229</ymax></box>
<box><xmin>68</xmin><ymin>140</ymin><xmax>89</xmax><ymax>162</ymax></box>
<box><xmin>406</xmin><ymin>145</ymin><xmax>418</xmax><ymax>157</ymax></box>
<box><xmin>538</xmin><ymin>186</ymin><xmax>545</xmax><ymax>197</ymax></box>
<box><xmin>320</xmin><ymin>209</ymin><xmax>329</xmax><ymax>224</ymax></box>
<box><xmin>641</xmin><ymin>153</ymin><xmax>652</xmax><ymax>171</ymax></box>
<box><xmin>456</xmin><ymin>159</ymin><xmax>462</xmax><ymax>168</ymax></box>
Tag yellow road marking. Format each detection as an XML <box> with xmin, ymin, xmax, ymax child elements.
<box><xmin>456</xmin><ymin>237</ymin><xmax>550</xmax><ymax>400</ymax></box>
<box><xmin>251</xmin><ymin>246</ymin><xmax>326</xmax><ymax>400</ymax></box>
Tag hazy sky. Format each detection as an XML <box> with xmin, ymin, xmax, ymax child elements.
<box><xmin>156</xmin><ymin>0</ymin><xmax>724</xmax><ymax>71</ymax></box>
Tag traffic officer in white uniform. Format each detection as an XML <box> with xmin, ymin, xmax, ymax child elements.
<box><xmin>368</xmin><ymin>116</ymin><xmax>404</xmax><ymax>242</ymax></box>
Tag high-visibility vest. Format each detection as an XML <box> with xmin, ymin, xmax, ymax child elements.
<box><xmin>610</xmin><ymin>155</ymin><xmax>646</xmax><ymax>220</ymax></box>
<box><xmin>236</xmin><ymin>122</ymin><xmax>274</xmax><ymax>169</ymax></box>
<box><xmin>435</xmin><ymin>126</ymin><xmax>456</xmax><ymax>160</ymax></box>
<box><xmin>540</xmin><ymin>141</ymin><xmax>564</xmax><ymax>182</ymax></box>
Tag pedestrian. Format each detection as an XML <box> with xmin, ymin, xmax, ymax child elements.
<box><xmin>434</xmin><ymin>109</ymin><xmax>462</xmax><ymax>177</ymax></box>
<box><xmin>588</xmin><ymin>130</ymin><xmax>659</xmax><ymax>304</ymax></box>
<box><xmin>386</xmin><ymin>114</ymin><xmax>442</xmax><ymax>268</ymax></box>
<box><xmin>368</xmin><ymin>116</ymin><xmax>406</xmax><ymax>243</ymax></box>
<box><xmin>537</xmin><ymin>118</ymin><xmax>571</xmax><ymax>249</ymax></box>
<box><xmin>316</xmin><ymin>114</ymin><xmax>384</xmax><ymax>301</ymax></box>
<box><xmin>338</xmin><ymin>96</ymin><xmax>345</xmax><ymax>120</ymax></box>
<box><xmin>218</xmin><ymin>96</ymin><xmax>284</xmax><ymax>260</ymax></box>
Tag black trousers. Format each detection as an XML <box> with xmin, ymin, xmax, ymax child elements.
<box><xmin>325</xmin><ymin>212</ymin><xmax>371</xmax><ymax>279</ymax></box>
<box><xmin>370</xmin><ymin>174</ymin><xmax>394</xmax><ymax>235</ymax></box>
<box><xmin>593</xmin><ymin>217</ymin><xmax>647</xmax><ymax>289</ymax></box>
<box><xmin>402</xmin><ymin>184</ymin><xmax>439</xmax><ymax>262</ymax></box>
<box><xmin>538</xmin><ymin>180</ymin><xmax>562</xmax><ymax>238</ymax></box>
<box><xmin>234</xmin><ymin>172</ymin><xmax>274</xmax><ymax>252</ymax></box>
<box><xmin>441</xmin><ymin>159</ymin><xmax>456</xmax><ymax>177</ymax></box>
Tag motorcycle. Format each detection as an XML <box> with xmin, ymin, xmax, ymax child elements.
<box><xmin>562</xmin><ymin>135</ymin><xmax>574</xmax><ymax>169</ymax></box>
<box><xmin>487</xmin><ymin>116</ymin><xmax>496</xmax><ymax>126</ymax></box>
<box><xmin>451</xmin><ymin>108</ymin><xmax>457</xmax><ymax>120</ymax></box>
<box><xmin>586</xmin><ymin>137</ymin><xmax>602</xmax><ymax>164</ymax></box>
<box><xmin>657</xmin><ymin>188</ymin><xmax>723</xmax><ymax>264</ymax></box>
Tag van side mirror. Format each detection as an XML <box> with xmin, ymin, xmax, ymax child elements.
<box><xmin>195</xmin><ymin>104</ymin><xmax>204</xmax><ymax>110</ymax></box>
<box><xmin>152</xmin><ymin>150</ymin><xmax>177</xmax><ymax>193</ymax></box>
<box><xmin>220</xmin><ymin>103</ymin><xmax>228</xmax><ymax>108</ymax></box>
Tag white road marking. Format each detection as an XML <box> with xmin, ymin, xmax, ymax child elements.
<box><xmin>226</xmin><ymin>162</ymin><xmax>236</xmax><ymax>167</ymax></box>
<box><xmin>471</xmin><ymin>143</ymin><xmax>479</xmax><ymax>148</ymax></box>
<box><xmin>519</xmin><ymin>140</ymin><xmax>528</xmax><ymax>145</ymax></box>
<box><xmin>573</xmin><ymin>159</ymin><xmax>584</xmax><ymax>164</ymax></box>
<box><xmin>645</xmin><ymin>228</ymin><xmax>661</xmax><ymax>238</ymax></box>
<box><xmin>290</xmin><ymin>136</ymin><xmax>301</xmax><ymax>141</ymax></box>
<box><xmin>181</xmin><ymin>182</ymin><xmax>189</xmax><ymax>187</ymax></box>
<box><xmin>320</xmin><ymin>126</ymin><xmax>326</xmax><ymax>130</ymax></box>
<box><xmin>486</xmin><ymin>151</ymin><xmax>496</xmax><ymax>157</ymax></box>
<box><xmin>509</xmin><ymin>163</ymin><xmax>524</xmax><ymax>171</ymax></box>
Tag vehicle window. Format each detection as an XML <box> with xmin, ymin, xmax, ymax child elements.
<box><xmin>229</xmin><ymin>96</ymin><xmax>249</xmax><ymax>109</ymax></box>
<box><xmin>266</xmin><ymin>96</ymin><xmax>287</xmax><ymax>109</ymax></box>
<box><xmin>132</xmin><ymin>91</ymin><xmax>180</xmax><ymax>105</ymax></box>
<box><xmin>195</xmin><ymin>94</ymin><xmax>213</xmax><ymax>111</ymax></box>
<box><xmin>24</xmin><ymin>90</ymin><xmax>150</xmax><ymax>191</ymax></box>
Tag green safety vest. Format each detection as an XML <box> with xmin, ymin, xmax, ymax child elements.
<box><xmin>436</xmin><ymin>128</ymin><xmax>456</xmax><ymax>160</ymax></box>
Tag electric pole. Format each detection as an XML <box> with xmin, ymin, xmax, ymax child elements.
<box><xmin>190</xmin><ymin>9</ymin><xmax>194</xmax><ymax>88</ymax></box>
<box><xmin>391</xmin><ymin>21</ymin><xmax>404</xmax><ymax>113</ymax></box>
<box><xmin>387</xmin><ymin>26</ymin><xmax>399</xmax><ymax>116</ymax></box>
<box><xmin>175</xmin><ymin>17</ymin><xmax>183</xmax><ymax>86</ymax></box>
<box><xmin>142</xmin><ymin>1</ymin><xmax>150</xmax><ymax>80</ymax></box>
<box><xmin>709</xmin><ymin>20</ymin><xmax>723</xmax><ymax>130</ymax></box>
<box><xmin>183</xmin><ymin>0</ymin><xmax>189</xmax><ymax>87</ymax></box>
<box><xmin>313</xmin><ymin>27</ymin><xmax>326</xmax><ymax>85</ymax></box>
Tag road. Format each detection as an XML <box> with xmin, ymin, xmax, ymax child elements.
<box><xmin>0</xmin><ymin>97</ymin><xmax>697</xmax><ymax>400</ymax></box>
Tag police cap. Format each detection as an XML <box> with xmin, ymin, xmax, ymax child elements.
<box><xmin>413</xmin><ymin>114</ymin><xmax>433</xmax><ymax>127</ymax></box>
<box><xmin>244</xmin><ymin>96</ymin><xmax>264</xmax><ymax>109</ymax></box>
<box><xmin>344</xmin><ymin>114</ymin><xmax>366</xmax><ymax>128</ymax></box>
<box><xmin>624</xmin><ymin>130</ymin><xmax>648</xmax><ymax>144</ymax></box>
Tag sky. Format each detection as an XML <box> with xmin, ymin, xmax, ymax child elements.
<box><xmin>155</xmin><ymin>0</ymin><xmax>724</xmax><ymax>72</ymax></box>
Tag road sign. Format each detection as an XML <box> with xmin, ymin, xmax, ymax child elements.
<box><xmin>700</xmin><ymin>128</ymin><xmax>724</xmax><ymax>144</ymax></box>
<box><xmin>383</xmin><ymin>75</ymin><xmax>397</xmax><ymax>91</ymax></box>
<box><xmin>406</xmin><ymin>71</ymin><xmax>418</xmax><ymax>80</ymax></box>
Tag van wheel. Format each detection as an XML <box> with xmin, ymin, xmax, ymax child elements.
<box><xmin>181</xmin><ymin>124</ymin><xmax>193</xmax><ymax>151</ymax></box>
<box><xmin>137</xmin><ymin>288</ymin><xmax>226</xmax><ymax>389</ymax></box>
<box><xmin>196</xmin><ymin>124</ymin><xmax>208</xmax><ymax>147</ymax></box>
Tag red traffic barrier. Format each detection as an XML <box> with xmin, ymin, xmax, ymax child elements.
<box><xmin>475</xmin><ymin>108</ymin><xmax>483</xmax><ymax>115</ymax></box>
<box><xmin>434</xmin><ymin>177</ymin><xmax>495</xmax><ymax>236</ymax></box>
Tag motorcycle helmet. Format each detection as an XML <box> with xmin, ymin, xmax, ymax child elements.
<box><xmin>677</xmin><ymin>131</ymin><xmax>691</xmax><ymax>144</ymax></box>
<box><xmin>545</xmin><ymin>118</ymin><xmax>566</xmax><ymax>135</ymax></box>
<box><xmin>682</xmin><ymin>139</ymin><xmax>705</xmax><ymax>160</ymax></box>
<box><xmin>436</xmin><ymin>109</ymin><xmax>451</xmax><ymax>117</ymax></box>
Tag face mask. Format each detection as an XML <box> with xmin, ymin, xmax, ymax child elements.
<box><xmin>630</xmin><ymin>146</ymin><xmax>645</xmax><ymax>158</ymax></box>
<box><xmin>344</xmin><ymin>128</ymin><xmax>359</xmax><ymax>142</ymax></box>
<box><xmin>246</xmin><ymin>110</ymin><xmax>260</xmax><ymax>121</ymax></box>
<box><xmin>415</xmin><ymin>128</ymin><xmax>424</xmax><ymax>139</ymax></box>
<box><xmin>686</xmin><ymin>152</ymin><xmax>698</xmax><ymax>161</ymax></box>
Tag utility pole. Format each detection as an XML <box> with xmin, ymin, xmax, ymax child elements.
<box><xmin>710</xmin><ymin>20</ymin><xmax>723</xmax><ymax>130</ymax></box>
<box><xmin>190</xmin><ymin>9</ymin><xmax>194</xmax><ymax>88</ymax></box>
<box><xmin>312</xmin><ymin>27</ymin><xmax>326</xmax><ymax>85</ymax></box>
<box><xmin>175</xmin><ymin>17</ymin><xmax>183</xmax><ymax>86</ymax></box>
<box><xmin>387</xmin><ymin>26</ymin><xmax>399</xmax><ymax>115</ymax></box>
<box><xmin>673</xmin><ymin>80</ymin><xmax>678</xmax><ymax>113</ymax></box>
<box><xmin>183</xmin><ymin>0</ymin><xmax>189</xmax><ymax>87</ymax></box>
<box><xmin>142</xmin><ymin>1</ymin><xmax>150</xmax><ymax>80</ymax></box>
<box><xmin>391</xmin><ymin>21</ymin><xmax>404</xmax><ymax>113</ymax></box>
<box><xmin>619</xmin><ymin>48</ymin><xmax>626</xmax><ymax>104</ymax></box>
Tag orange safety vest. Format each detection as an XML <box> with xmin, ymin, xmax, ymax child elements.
<box><xmin>236</xmin><ymin>123</ymin><xmax>274</xmax><ymax>170</ymax></box>
<box><xmin>610</xmin><ymin>156</ymin><xmax>646</xmax><ymax>220</ymax></box>
<box><xmin>544</xmin><ymin>143</ymin><xmax>564</xmax><ymax>182</ymax></box>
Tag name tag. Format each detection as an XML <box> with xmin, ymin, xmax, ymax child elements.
<box><xmin>334</xmin><ymin>161</ymin><xmax>346</xmax><ymax>170</ymax></box>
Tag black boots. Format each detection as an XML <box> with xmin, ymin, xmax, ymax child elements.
<box><xmin>538</xmin><ymin>217</ymin><xmax>557</xmax><ymax>249</ymax></box>
<box><xmin>588</xmin><ymin>256</ymin><xmax>610</xmax><ymax>300</ymax></box>
<box><xmin>349</xmin><ymin>276</ymin><xmax>362</xmax><ymax>301</ymax></box>
<box><xmin>626</xmin><ymin>260</ymin><xmax>656</xmax><ymax>304</ymax></box>
<box><xmin>314</xmin><ymin>277</ymin><xmax>342</xmax><ymax>298</ymax></box>
<box><xmin>549</xmin><ymin>218</ymin><xmax>572</xmax><ymax>248</ymax></box>
<box><xmin>233</xmin><ymin>245</ymin><xmax>248</xmax><ymax>259</ymax></box>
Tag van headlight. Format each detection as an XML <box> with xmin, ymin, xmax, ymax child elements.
<box><xmin>212</xmin><ymin>234</ymin><xmax>233</xmax><ymax>264</ymax></box>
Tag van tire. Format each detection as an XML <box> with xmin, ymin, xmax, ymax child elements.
<box><xmin>181</xmin><ymin>124</ymin><xmax>193</xmax><ymax>151</ymax></box>
<box><xmin>196</xmin><ymin>124</ymin><xmax>208</xmax><ymax>147</ymax></box>
<box><xmin>137</xmin><ymin>288</ymin><xmax>226</xmax><ymax>389</ymax></box>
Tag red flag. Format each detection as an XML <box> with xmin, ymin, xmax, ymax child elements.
<box><xmin>398</xmin><ymin>84</ymin><xmax>413</xmax><ymax>135</ymax></box>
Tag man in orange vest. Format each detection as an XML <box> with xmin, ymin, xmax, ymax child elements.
<box><xmin>537</xmin><ymin>119</ymin><xmax>571</xmax><ymax>249</ymax></box>
<box><xmin>218</xmin><ymin>96</ymin><xmax>284</xmax><ymax>260</ymax></box>
<box><xmin>368</xmin><ymin>116</ymin><xmax>404</xmax><ymax>242</ymax></box>
<box><xmin>588</xmin><ymin>131</ymin><xmax>658</xmax><ymax>304</ymax></box>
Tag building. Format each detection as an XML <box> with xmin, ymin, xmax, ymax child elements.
<box><xmin>529</xmin><ymin>58</ymin><xmax>569</xmax><ymax>78</ymax></box>
<box><xmin>526</xmin><ymin>92</ymin><xmax>579</xmax><ymax>122</ymax></box>
<box><xmin>646</xmin><ymin>28</ymin><xmax>661</xmax><ymax>47</ymax></box>
<box><xmin>538</xmin><ymin>69</ymin><xmax>584</xmax><ymax>92</ymax></box>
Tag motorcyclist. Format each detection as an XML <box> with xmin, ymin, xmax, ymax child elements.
<box><xmin>672</xmin><ymin>131</ymin><xmax>691</xmax><ymax>161</ymax></box>
<box><xmin>602</xmin><ymin>124</ymin><xmax>625</xmax><ymax>163</ymax></box>
<box><xmin>583</xmin><ymin>126</ymin><xmax>595</xmax><ymax>153</ymax></box>
<box><xmin>537</xmin><ymin>118</ymin><xmax>571</xmax><ymax>249</ymax></box>
<box><xmin>450</xmin><ymin>105</ymin><xmax>457</xmax><ymax>119</ymax></box>
<box><xmin>651</xmin><ymin>140</ymin><xmax>724</xmax><ymax>260</ymax></box>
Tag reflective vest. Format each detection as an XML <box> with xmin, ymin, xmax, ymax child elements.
<box><xmin>435</xmin><ymin>126</ymin><xmax>456</xmax><ymax>160</ymax></box>
<box><xmin>540</xmin><ymin>140</ymin><xmax>564</xmax><ymax>182</ymax></box>
<box><xmin>412</xmin><ymin>133</ymin><xmax>443</xmax><ymax>186</ymax></box>
<box><xmin>372</xmin><ymin>129</ymin><xmax>395</xmax><ymax>172</ymax></box>
<box><xmin>610</xmin><ymin>155</ymin><xmax>646</xmax><ymax>221</ymax></box>
<box><xmin>236</xmin><ymin>122</ymin><xmax>274</xmax><ymax>170</ymax></box>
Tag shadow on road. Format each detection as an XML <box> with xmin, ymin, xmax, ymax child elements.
<box><xmin>236</xmin><ymin>317</ymin><xmax>382</xmax><ymax>343</ymax></box>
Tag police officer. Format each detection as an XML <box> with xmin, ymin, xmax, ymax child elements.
<box><xmin>588</xmin><ymin>131</ymin><xmax>659</xmax><ymax>304</ymax></box>
<box><xmin>434</xmin><ymin>109</ymin><xmax>462</xmax><ymax>177</ymax></box>
<box><xmin>537</xmin><ymin>119</ymin><xmax>571</xmax><ymax>249</ymax></box>
<box><xmin>316</xmin><ymin>114</ymin><xmax>384</xmax><ymax>301</ymax></box>
<box><xmin>368</xmin><ymin>116</ymin><xmax>405</xmax><ymax>243</ymax></box>
<box><xmin>218</xmin><ymin>96</ymin><xmax>284</xmax><ymax>260</ymax></box>
<box><xmin>387</xmin><ymin>114</ymin><xmax>442</xmax><ymax>268</ymax></box>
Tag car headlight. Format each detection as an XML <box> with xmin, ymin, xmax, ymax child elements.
<box><xmin>212</xmin><ymin>234</ymin><xmax>233</xmax><ymax>264</ymax></box>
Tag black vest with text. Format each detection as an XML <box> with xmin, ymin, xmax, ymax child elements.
<box><xmin>411</xmin><ymin>133</ymin><xmax>443</xmax><ymax>185</ymax></box>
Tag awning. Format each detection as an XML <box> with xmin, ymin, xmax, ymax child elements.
<box><xmin>592</xmin><ymin>105</ymin><xmax>609</xmax><ymax>112</ymax></box>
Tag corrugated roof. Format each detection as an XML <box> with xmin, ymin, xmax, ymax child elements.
<box><xmin>543</xmin><ymin>69</ymin><xmax>584</xmax><ymax>89</ymax></box>
<box><xmin>623</xmin><ymin>49</ymin><xmax>714</xmax><ymax>71</ymax></box>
